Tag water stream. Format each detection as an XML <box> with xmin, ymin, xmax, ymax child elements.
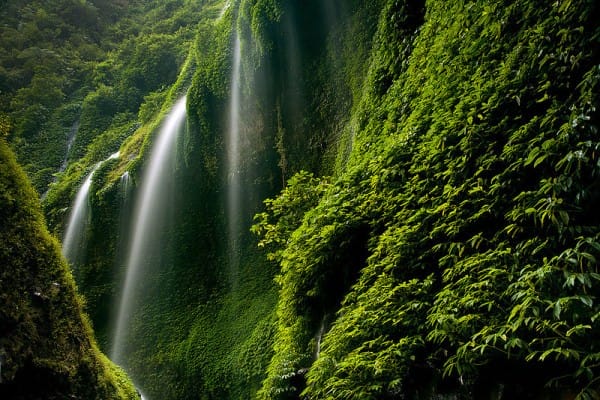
<box><xmin>315</xmin><ymin>318</ymin><xmax>326</xmax><ymax>359</ymax></box>
<box><xmin>227</xmin><ymin>32</ymin><xmax>242</xmax><ymax>288</ymax></box>
<box><xmin>61</xmin><ymin>120</ymin><xmax>79</xmax><ymax>172</ymax></box>
<box><xmin>120</xmin><ymin>171</ymin><xmax>131</xmax><ymax>193</ymax></box>
<box><xmin>218</xmin><ymin>0</ymin><xmax>231</xmax><ymax>20</ymax></box>
<box><xmin>111</xmin><ymin>97</ymin><xmax>187</xmax><ymax>368</ymax></box>
<box><xmin>42</xmin><ymin>120</ymin><xmax>80</xmax><ymax>200</ymax></box>
<box><xmin>62</xmin><ymin>151</ymin><xmax>119</xmax><ymax>264</ymax></box>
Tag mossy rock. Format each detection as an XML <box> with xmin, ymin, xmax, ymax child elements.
<box><xmin>0</xmin><ymin>139</ymin><xmax>138</xmax><ymax>400</ymax></box>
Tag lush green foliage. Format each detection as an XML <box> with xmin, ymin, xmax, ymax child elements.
<box><xmin>0</xmin><ymin>0</ymin><xmax>126</xmax><ymax>192</ymax></box>
<box><xmin>256</xmin><ymin>0</ymin><xmax>600</xmax><ymax>398</ymax></box>
<box><xmin>1</xmin><ymin>0</ymin><xmax>203</xmax><ymax>195</ymax></box>
<box><xmin>0</xmin><ymin>139</ymin><xmax>137</xmax><ymax>399</ymax></box>
<box><xmin>251</xmin><ymin>171</ymin><xmax>331</xmax><ymax>263</ymax></box>
<box><xmin>5</xmin><ymin>0</ymin><xmax>599</xmax><ymax>399</ymax></box>
<box><xmin>174</xmin><ymin>3</ymin><xmax>384</xmax><ymax>396</ymax></box>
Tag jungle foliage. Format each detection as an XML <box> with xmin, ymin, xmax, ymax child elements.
<box><xmin>2</xmin><ymin>0</ymin><xmax>599</xmax><ymax>399</ymax></box>
<box><xmin>0</xmin><ymin>139</ymin><xmax>137</xmax><ymax>399</ymax></box>
<box><xmin>0</xmin><ymin>0</ymin><xmax>204</xmax><ymax>196</ymax></box>
<box><xmin>255</xmin><ymin>0</ymin><xmax>600</xmax><ymax>398</ymax></box>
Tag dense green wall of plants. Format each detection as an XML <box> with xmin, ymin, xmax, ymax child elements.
<box><xmin>168</xmin><ymin>1</ymin><xmax>385</xmax><ymax>398</ymax></box>
<box><xmin>1</xmin><ymin>0</ymin><xmax>205</xmax><ymax>197</ymax></box>
<box><xmin>256</xmin><ymin>0</ymin><xmax>600</xmax><ymax>398</ymax></box>
<box><xmin>0</xmin><ymin>139</ymin><xmax>137</xmax><ymax>399</ymax></box>
<box><xmin>52</xmin><ymin>0</ymin><xmax>382</xmax><ymax>398</ymax></box>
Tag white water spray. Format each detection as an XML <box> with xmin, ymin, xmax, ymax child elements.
<box><xmin>62</xmin><ymin>151</ymin><xmax>119</xmax><ymax>264</ymax></box>
<box><xmin>218</xmin><ymin>0</ymin><xmax>231</xmax><ymax>20</ymax></box>
<box><xmin>42</xmin><ymin>120</ymin><xmax>80</xmax><ymax>200</ymax></box>
<box><xmin>61</xmin><ymin>120</ymin><xmax>79</xmax><ymax>172</ymax></box>
<box><xmin>228</xmin><ymin>33</ymin><xmax>241</xmax><ymax>182</ymax></box>
<box><xmin>315</xmin><ymin>317</ymin><xmax>327</xmax><ymax>359</ymax></box>
<box><xmin>120</xmin><ymin>171</ymin><xmax>131</xmax><ymax>195</ymax></box>
<box><xmin>227</xmin><ymin>33</ymin><xmax>242</xmax><ymax>286</ymax></box>
<box><xmin>111</xmin><ymin>97</ymin><xmax>187</xmax><ymax>366</ymax></box>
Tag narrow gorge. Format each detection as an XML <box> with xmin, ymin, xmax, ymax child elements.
<box><xmin>1</xmin><ymin>0</ymin><xmax>599</xmax><ymax>399</ymax></box>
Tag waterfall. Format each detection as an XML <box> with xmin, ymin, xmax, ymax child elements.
<box><xmin>314</xmin><ymin>315</ymin><xmax>328</xmax><ymax>359</ymax></box>
<box><xmin>62</xmin><ymin>166</ymin><xmax>97</xmax><ymax>263</ymax></box>
<box><xmin>227</xmin><ymin>32</ymin><xmax>242</xmax><ymax>287</ymax></box>
<box><xmin>61</xmin><ymin>120</ymin><xmax>79</xmax><ymax>172</ymax></box>
<box><xmin>120</xmin><ymin>170</ymin><xmax>130</xmax><ymax>185</ymax></box>
<box><xmin>120</xmin><ymin>171</ymin><xmax>131</xmax><ymax>198</ymax></box>
<box><xmin>111</xmin><ymin>97</ymin><xmax>187</xmax><ymax>367</ymax></box>
<box><xmin>62</xmin><ymin>151</ymin><xmax>119</xmax><ymax>265</ymax></box>
<box><xmin>115</xmin><ymin>171</ymin><xmax>132</xmax><ymax>269</ymax></box>
<box><xmin>218</xmin><ymin>0</ymin><xmax>230</xmax><ymax>19</ymax></box>
<box><xmin>42</xmin><ymin>120</ymin><xmax>79</xmax><ymax>200</ymax></box>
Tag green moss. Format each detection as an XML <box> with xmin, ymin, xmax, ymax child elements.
<box><xmin>258</xmin><ymin>0</ymin><xmax>600</xmax><ymax>398</ymax></box>
<box><xmin>14</xmin><ymin>0</ymin><xmax>600</xmax><ymax>399</ymax></box>
<box><xmin>0</xmin><ymin>138</ymin><xmax>137</xmax><ymax>399</ymax></box>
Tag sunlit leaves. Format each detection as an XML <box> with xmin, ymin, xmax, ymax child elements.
<box><xmin>256</xmin><ymin>0</ymin><xmax>600</xmax><ymax>398</ymax></box>
<box><xmin>251</xmin><ymin>171</ymin><xmax>330</xmax><ymax>263</ymax></box>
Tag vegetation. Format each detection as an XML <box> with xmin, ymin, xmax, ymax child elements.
<box><xmin>1</xmin><ymin>0</ymin><xmax>598</xmax><ymax>399</ymax></box>
<box><xmin>255</xmin><ymin>0</ymin><xmax>600</xmax><ymax>398</ymax></box>
<box><xmin>1</xmin><ymin>0</ymin><xmax>126</xmax><ymax>192</ymax></box>
<box><xmin>0</xmin><ymin>139</ymin><xmax>137</xmax><ymax>399</ymax></box>
<box><xmin>0</xmin><ymin>0</ymin><xmax>204</xmax><ymax>196</ymax></box>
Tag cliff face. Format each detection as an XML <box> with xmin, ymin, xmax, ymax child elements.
<box><xmin>0</xmin><ymin>139</ymin><xmax>137</xmax><ymax>399</ymax></box>
<box><xmin>257</xmin><ymin>0</ymin><xmax>600</xmax><ymax>398</ymax></box>
<box><xmin>2</xmin><ymin>0</ymin><xmax>599</xmax><ymax>399</ymax></box>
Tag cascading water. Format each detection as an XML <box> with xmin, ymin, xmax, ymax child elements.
<box><xmin>111</xmin><ymin>97</ymin><xmax>187</xmax><ymax>370</ymax></box>
<box><xmin>120</xmin><ymin>171</ymin><xmax>130</xmax><ymax>189</ymax></box>
<box><xmin>227</xmin><ymin>32</ymin><xmax>242</xmax><ymax>288</ymax></box>
<box><xmin>114</xmin><ymin>170</ymin><xmax>133</xmax><ymax>272</ymax></box>
<box><xmin>119</xmin><ymin>171</ymin><xmax>131</xmax><ymax>203</ymax></box>
<box><xmin>219</xmin><ymin>0</ymin><xmax>231</xmax><ymax>19</ymax></box>
<box><xmin>62</xmin><ymin>151</ymin><xmax>119</xmax><ymax>264</ymax></box>
<box><xmin>62</xmin><ymin>167</ymin><xmax>97</xmax><ymax>263</ymax></box>
<box><xmin>61</xmin><ymin>120</ymin><xmax>79</xmax><ymax>172</ymax></box>
<box><xmin>315</xmin><ymin>317</ymin><xmax>326</xmax><ymax>359</ymax></box>
<box><xmin>42</xmin><ymin>120</ymin><xmax>80</xmax><ymax>200</ymax></box>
